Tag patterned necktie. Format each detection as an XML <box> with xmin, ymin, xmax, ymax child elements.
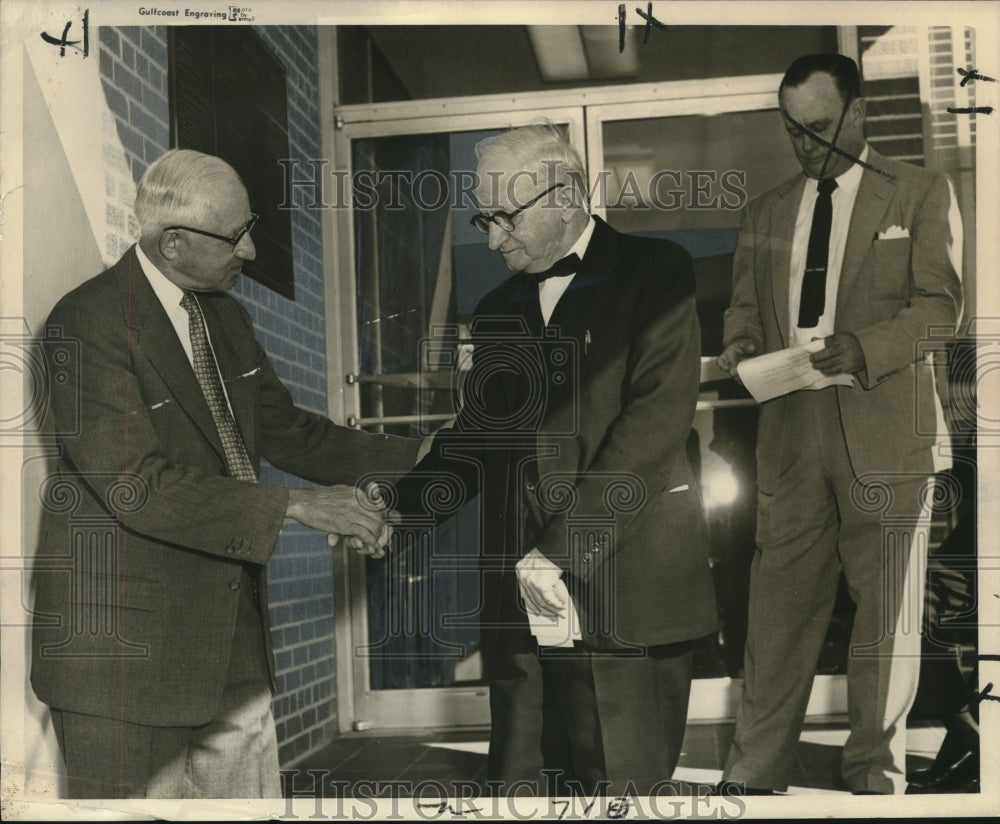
<box><xmin>798</xmin><ymin>177</ymin><xmax>838</xmax><ymax>328</ymax></box>
<box><xmin>180</xmin><ymin>291</ymin><xmax>257</xmax><ymax>481</ymax></box>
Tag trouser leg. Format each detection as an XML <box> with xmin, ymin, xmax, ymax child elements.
<box><xmin>836</xmin><ymin>471</ymin><xmax>929</xmax><ymax>794</ymax></box>
<box><xmin>51</xmin><ymin>568</ymin><xmax>278</xmax><ymax>798</ymax></box>
<box><xmin>589</xmin><ymin>642</ymin><xmax>694</xmax><ymax>795</ymax></box>
<box><xmin>723</xmin><ymin>390</ymin><xmax>842</xmax><ymax>791</ymax></box>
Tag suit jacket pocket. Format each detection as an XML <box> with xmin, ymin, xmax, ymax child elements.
<box><xmin>222</xmin><ymin>366</ymin><xmax>262</xmax><ymax>450</ymax></box>
<box><xmin>75</xmin><ymin>572</ymin><xmax>161</xmax><ymax>612</ymax></box>
<box><xmin>868</xmin><ymin>237</ymin><xmax>912</xmax><ymax>300</ymax></box>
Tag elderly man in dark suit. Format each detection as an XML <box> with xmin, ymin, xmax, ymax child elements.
<box><xmin>717</xmin><ymin>54</ymin><xmax>963</xmax><ymax>794</ymax></box>
<box><xmin>30</xmin><ymin>149</ymin><xmax>418</xmax><ymax>798</ymax></box>
<box><xmin>389</xmin><ymin>125</ymin><xmax>717</xmax><ymax>796</ymax></box>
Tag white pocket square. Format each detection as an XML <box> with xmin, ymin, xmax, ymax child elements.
<box><xmin>877</xmin><ymin>225</ymin><xmax>910</xmax><ymax>240</ymax></box>
<box><xmin>669</xmin><ymin>484</ymin><xmax>689</xmax><ymax>493</ymax></box>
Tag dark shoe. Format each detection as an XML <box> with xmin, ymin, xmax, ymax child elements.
<box><xmin>907</xmin><ymin>719</ymin><xmax>979</xmax><ymax>787</ymax></box>
<box><xmin>906</xmin><ymin>748</ymin><xmax>979</xmax><ymax>794</ymax></box>
<box><xmin>711</xmin><ymin>781</ymin><xmax>775</xmax><ymax>796</ymax></box>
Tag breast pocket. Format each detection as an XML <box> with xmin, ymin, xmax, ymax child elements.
<box><xmin>222</xmin><ymin>365</ymin><xmax>262</xmax><ymax>395</ymax></box>
<box><xmin>221</xmin><ymin>365</ymin><xmax>262</xmax><ymax>419</ymax></box>
<box><xmin>868</xmin><ymin>238</ymin><xmax>912</xmax><ymax>300</ymax></box>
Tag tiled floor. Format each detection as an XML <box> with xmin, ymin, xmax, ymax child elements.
<box><xmin>283</xmin><ymin>720</ymin><xmax>950</xmax><ymax>797</ymax></box>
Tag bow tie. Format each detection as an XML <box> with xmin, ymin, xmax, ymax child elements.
<box><xmin>523</xmin><ymin>253</ymin><xmax>581</xmax><ymax>282</ymax></box>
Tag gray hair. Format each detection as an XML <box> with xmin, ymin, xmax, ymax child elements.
<box><xmin>135</xmin><ymin>149</ymin><xmax>242</xmax><ymax>238</ymax></box>
<box><xmin>475</xmin><ymin>124</ymin><xmax>587</xmax><ymax>208</ymax></box>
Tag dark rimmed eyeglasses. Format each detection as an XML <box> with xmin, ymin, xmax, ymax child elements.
<box><xmin>165</xmin><ymin>212</ymin><xmax>259</xmax><ymax>247</ymax></box>
<box><xmin>470</xmin><ymin>183</ymin><xmax>564</xmax><ymax>234</ymax></box>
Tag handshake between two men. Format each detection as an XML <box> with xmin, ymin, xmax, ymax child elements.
<box><xmin>286</xmin><ymin>482</ymin><xmax>397</xmax><ymax>556</ymax></box>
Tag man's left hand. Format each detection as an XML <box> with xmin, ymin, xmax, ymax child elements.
<box><xmin>515</xmin><ymin>549</ymin><xmax>567</xmax><ymax>620</ymax></box>
<box><xmin>809</xmin><ymin>332</ymin><xmax>865</xmax><ymax>376</ymax></box>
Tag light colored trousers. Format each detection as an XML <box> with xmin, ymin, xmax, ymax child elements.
<box><xmin>723</xmin><ymin>387</ymin><xmax>930</xmax><ymax>794</ymax></box>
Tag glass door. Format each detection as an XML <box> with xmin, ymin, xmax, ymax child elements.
<box><xmin>332</xmin><ymin>75</ymin><xmax>852</xmax><ymax>731</ymax></box>
<box><xmin>333</xmin><ymin>108</ymin><xmax>586</xmax><ymax>730</ymax></box>
<box><xmin>587</xmin><ymin>89</ymin><xmax>853</xmax><ymax>719</ymax></box>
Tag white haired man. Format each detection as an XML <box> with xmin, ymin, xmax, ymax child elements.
<box><xmin>391</xmin><ymin>125</ymin><xmax>717</xmax><ymax>795</ymax></box>
<box><xmin>31</xmin><ymin>149</ymin><xmax>417</xmax><ymax>798</ymax></box>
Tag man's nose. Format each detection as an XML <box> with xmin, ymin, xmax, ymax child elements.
<box><xmin>488</xmin><ymin>221</ymin><xmax>506</xmax><ymax>251</ymax></box>
<box><xmin>236</xmin><ymin>234</ymin><xmax>256</xmax><ymax>261</ymax></box>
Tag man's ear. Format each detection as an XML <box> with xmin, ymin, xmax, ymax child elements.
<box><xmin>158</xmin><ymin>229</ymin><xmax>182</xmax><ymax>261</ymax></box>
<box><xmin>556</xmin><ymin>183</ymin><xmax>582</xmax><ymax>220</ymax></box>
<box><xmin>851</xmin><ymin>96</ymin><xmax>867</xmax><ymax>128</ymax></box>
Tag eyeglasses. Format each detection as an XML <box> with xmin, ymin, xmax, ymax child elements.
<box><xmin>470</xmin><ymin>183</ymin><xmax>564</xmax><ymax>234</ymax></box>
<box><xmin>165</xmin><ymin>213</ymin><xmax>259</xmax><ymax>247</ymax></box>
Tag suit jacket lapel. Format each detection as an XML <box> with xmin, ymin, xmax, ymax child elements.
<box><xmin>546</xmin><ymin>216</ymin><xmax>618</xmax><ymax>336</ymax></box>
<box><xmin>512</xmin><ymin>278</ymin><xmax>545</xmax><ymax>337</ymax></box>
<box><xmin>115</xmin><ymin>248</ymin><xmax>227</xmax><ymax>461</ymax></box>
<box><xmin>481</xmin><ymin>217</ymin><xmax>618</xmax><ymax>430</ymax></box>
<box><xmin>769</xmin><ymin>175</ymin><xmax>806</xmax><ymax>348</ymax></box>
<box><xmin>540</xmin><ymin>218</ymin><xmax>617</xmax><ymax>469</ymax></box>
<box><xmin>473</xmin><ymin>275</ymin><xmax>542</xmax><ymax>422</ymax></box>
<box><xmin>837</xmin><ymin>151</ymin><xmax>895</xmax><ymax>320</ymax></box>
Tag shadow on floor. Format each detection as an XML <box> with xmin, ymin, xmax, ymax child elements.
<box><xmin>283</xmin><ymin>720</ymin><xmax>947</xmax><ymax>798</ymax></box>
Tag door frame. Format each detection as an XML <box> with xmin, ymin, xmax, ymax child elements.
<box><xmin>329</xmin><ymin>106</ymin><xmax>586</xmax><ymax>732</ymax></box>
<box><xmin>326</xmin><ymin>73</ymin><xmax>848</xmax><ymax>732</ymax></box>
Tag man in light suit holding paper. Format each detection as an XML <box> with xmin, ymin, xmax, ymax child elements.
<box><xmin>716</xmin><ymin>54</ymin><xmax>963</xmax><ymax>794</ymax></box>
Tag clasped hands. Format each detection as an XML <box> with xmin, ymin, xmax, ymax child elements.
<box><xmin>716</xmin><ymin>332</ymin><xmax>865</xmax><ymax>382</ymax></box>
<box><xmin>286</xmin><ymin>482</ymin><xmax>395</xmax><ymax>558</ymax></box>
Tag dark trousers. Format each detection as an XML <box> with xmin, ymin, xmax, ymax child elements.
<box><xmin>487</xmin><ymin>641</ymin><xmax>693</xmax><ymax>796</ymax></box>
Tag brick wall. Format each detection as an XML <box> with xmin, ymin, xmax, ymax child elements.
<box><xmin>97</xmin><ymin>26</ymin><xmax>170</xmax><ymax>181</ymax></box>
<box><xmin>98</xmin><ymin>23</ymin><xmax>338</xmax><ymax>766</ymax></box>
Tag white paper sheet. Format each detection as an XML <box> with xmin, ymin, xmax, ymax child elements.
<box><xmin>527</xmin><ymin>578</ymin><xmax>582</xmax><ymax>648</ymax></box>
<box><xmin>737</xmin><ymin>339</ymin><xmax>854</xmax><ymax>403</ymax></box>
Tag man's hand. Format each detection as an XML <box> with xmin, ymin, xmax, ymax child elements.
<box><xmin>717</xmin><ymin>337</ymin><xmax>758</xmax><ymax>382</ymax></box>
<box><xmin>515</xmin><ymin>548</ymin><xmax>567</xmax><ymax>620</ymax></box>
<box><xmin>809</xmin><ymin>332</ymin><xmax>865</xmax><ymax>376</ymax></box>
<box><xmin>287</xmin><ymin>483</ymin><xmax>387</xmax><ymax>546</ymax></box>
<box><xmin>329</xmin><ymin>518</ymin><xmax>396</xmax><ymax>560</ymax></box>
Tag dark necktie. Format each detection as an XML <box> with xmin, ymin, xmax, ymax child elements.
<box><xmin>181</xmin><ymin>291</ymin><xmax>257</xmax><ymax>482</ymax></box>
<box><xmin>798</xmin><ymin>177</ymin><xmax>838</xmax><ymax>328</ymax></box>
<box><xmin>524</xmin><ymin>253</ymin><xmax>581</xmax><ymax>282</ymax></box>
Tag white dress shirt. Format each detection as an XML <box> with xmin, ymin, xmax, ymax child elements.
<box><xmin>788</xmin><ymin>145</ymin><xmax>868</xmax><ymax>347</ymax></box>
<box><xmin>135</xmin><ymin>243</ymin><xmax>236</xmax><ymax>415</ymax></box>
<box><xmin>136</xmin><ymin>243</ymin><xmax>196</xmax><ymax>365</ymax></box>
<box><xmin>538</xmin><ymin>216</ymin><xmax>596</xmax><ymax>325</ymax></box>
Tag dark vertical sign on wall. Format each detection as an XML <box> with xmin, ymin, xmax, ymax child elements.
<box><xmin>168</xmin><ymin>27</ymin><xmax>295</xmax><ymax>300</ymax></box>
